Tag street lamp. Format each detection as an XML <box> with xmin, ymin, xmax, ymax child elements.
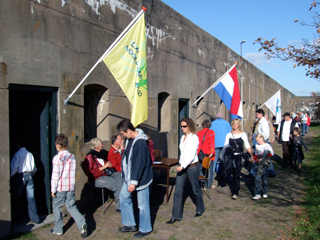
<box><xmin>240</xmin><ymin>39</ymin><xmax>246</xmax><ymax>57</ymax></box>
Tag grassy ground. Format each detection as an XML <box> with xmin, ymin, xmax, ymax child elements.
<box><xmin>291</xmin><ymin>124</ymin><xmax>320</xmax><ymax>239</ymax></box>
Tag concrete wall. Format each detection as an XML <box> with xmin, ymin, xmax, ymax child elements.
<box><xmin>0</xmin><ymin>0</ymin><xmax>296</xmax><ymax>236</ymax></box>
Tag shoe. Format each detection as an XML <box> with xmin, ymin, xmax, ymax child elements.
<box><xmin>297</xmin><ymin>168</ymin><xmax>302</xmax><ymax>173</ymax></box>
<box><xmin>194</xmin><ymin>211</ymin><xmax>204</xmax><ymax>217</ymax></box>
<box><xmin>166</xmin><ymin>218</ymin><xmax>180</xmax><ymax>224</ymax></box>
<box><xmin>51</xmin><ymin>229</ymin><xmax>63</xmax><ymax>235</ymax></box>
<box><xmin>263</xmin><ymin>194</ymin><xmax>268</xmax><ymax>199</ymax></box>
<box><xmin>211</xmin><ymin>185</ymin><xmax>216</xmax><ymax>189</ymax></box>
<box><xmin>116</xmin><ymin>209</ymin><xmax>121</xmax><ymax>213</ymax></box>
<box><xmin>118</xmin><ymin>226</ymin><xmax>138</xmax><ymax>233</ymax></box>
<box><xmin>81</xmin><ymin>223</ymin><xmax>87</xmax><ymax>238</ymax></box>
<box><xmin>252</xmin><ymin>195</ymin><xmax>261</xmax><ymax>200</ymax></box>
<box><xmin>232</xmin><ymin>194</ymin><xmax>238</xmax><ymax>200</ymax></box>
<box><xmin>133</xmin><ymin>231</ymin><xmax>151</xmax><ymax>238</ymax></box>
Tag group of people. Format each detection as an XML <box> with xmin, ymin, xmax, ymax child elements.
<box><xmin>10</xmin><ymin>119</ymin><xmax>154</xmax><ymax>238</ymax></box>
<box><xmin>277</xmin><ymin>112</ymin><xmax>309</xmax><ymax>172</ymax></box>
<box><xmin>10</xmin><ymin>111</ymin><xmax>310</xmax><ymax>238</ymax></box>
<box><xmin>291</xmin><ymin>111</ymin><xmax>311</xmax><ymax>136</ymax></box>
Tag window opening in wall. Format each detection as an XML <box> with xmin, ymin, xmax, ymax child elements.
<box><xmin>195</xmin><ymin>96</ymin><xmax>204</xmax><ymax>127</ymax></box>
<box><xmin>158</xmin><ymin>92</ymin><xmax>170</xmax><ymax>132</ymax></box>
<box><xmin>84</xmin><ymin>84</ymin><xmax>109</xmax><ymax>143</ymax></box>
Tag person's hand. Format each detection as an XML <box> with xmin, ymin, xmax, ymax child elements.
<box><xmin>128</xmin><ymin>184</ymin><xmax>136</xmax><ymax>193</ymax></box>
<box><xmin>176</xmin><ymin>166</ymin><xmax>183</xmax><ymax>172</ymax></box>
<box><xmin>249</xmin><ymin>157</ymin><xmax>255</xmax><ymax>163</ymax></box>
<box><xmin>106</xmin><ymin>162</ymin><xmax>113</xmax><ymax>168</ymax></box>
<box><xmin>120</xmin><ymin>144</ymin><xmax>125</xmax><ymax>151</ymax></box>
<box><xmin>209</xmin><ymin>153</ymin><xmax>213</xmax><ymax>158</ymax></box>
<box><xmin>51</xmin><ymin>192</ymin><xmax>56</xmax><ymax>198</ymax></box>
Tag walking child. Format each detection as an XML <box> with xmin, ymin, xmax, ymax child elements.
<box><xmin>251</xmin><ymin>134</ymin><xmax>274</xmax><ymax>200</ymax></box>
<box><xmin>51</xmin><ymin>133</ymin><xmax>87</xmax><ymax>238</ymax></box>
<box><xmin>293</xmin><ymin>127</ymin><xmax>309</xmax><ymax>173</ymax></box>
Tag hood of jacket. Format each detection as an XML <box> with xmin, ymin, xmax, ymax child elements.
<box><xmin>58</xmin><ymin>150</ymin><xmax>73</xmax><ymax>162</ymax></box>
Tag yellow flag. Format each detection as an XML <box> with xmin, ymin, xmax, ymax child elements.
<box><xmin>103</xmin><ymin>14</ymin><xmax>148</xmax><ymax>127</ymax></box>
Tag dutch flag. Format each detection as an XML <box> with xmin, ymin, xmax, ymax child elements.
<box><xmin>213</xmin><ymin>65</ymin><xmax>243</xmax><ymax>119</ymax></box>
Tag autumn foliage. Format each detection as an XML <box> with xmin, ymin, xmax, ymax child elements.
<box><xmin>254</xmin><ymin>1</ymin><xmax>320</xmax><ymax>80</ymax></box>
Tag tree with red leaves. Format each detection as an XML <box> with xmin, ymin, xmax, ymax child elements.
<box><xmin>254</xmin><ymin>1</ymin><xmax>320</xmax><ymax>80</ymax></box>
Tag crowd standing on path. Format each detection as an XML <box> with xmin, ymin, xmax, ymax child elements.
<box><xmin>9</xmin><ymin>110</ymin><xmax>311</xmax><ymax>238</ymax></box>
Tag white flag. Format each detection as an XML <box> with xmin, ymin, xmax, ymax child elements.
<box><xmin>264</xmin><ymin>90</ymin><xmax>281</xmax><ymax>124</ymax></box>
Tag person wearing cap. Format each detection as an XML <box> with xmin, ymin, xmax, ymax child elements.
<box><xmin>277</xmin><ymin>112</ymin><xmax>298</xmax><ymax>168</ymax></box>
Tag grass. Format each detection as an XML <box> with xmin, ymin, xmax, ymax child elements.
<box><xmin>292</xmin><ymin>124</ymin><xmax>320</xmax><ymax>239</ymax></box>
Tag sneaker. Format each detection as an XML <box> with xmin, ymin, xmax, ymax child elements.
<box><xmin>81</xmin><ymin>223</ymin><xmax>88</xmax><ymax>238</ymax></box>
<box><xmin>263</xmin><ymin>194</ymin><xmax>268</xmax><ymax>199</ymax></box>
<box><xmin>252</xmin><ymin>195</ymin><xmax>261</xmax><ymax>200</ymax></box>
<box><xmin>232</xmin><ymin>194</ymin><xmax>238</xmax><ymax>200</ymax></box>
<box><xmin>51</xmin><ymin>229</ymin><xmax>63</xmax><ymax>235</ymax></box>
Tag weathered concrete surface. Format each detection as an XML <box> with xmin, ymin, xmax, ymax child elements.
<box><xmin>0</xmin><ymin>0</ymin><xmax>296</xmax><ymax>236</ymax></box>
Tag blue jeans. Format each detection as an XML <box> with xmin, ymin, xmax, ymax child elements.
<box><xmin>306</xmin><ymin>125</ymin><xmax>309</xmax><ymax>133</ymax></box>
<box><xmin>13</xmin><ymin>173</ymin><xmax>40</xmax><ymax>222</ymax></box>
<box><xmin>293</xmin><ymin>148</ymin><xmax>302</xmax><ymax>163</ymax></box>
<box><xmin>52</xmin><ymin>191</ymin><xmax>86</xmax><ymax>233</ymax></box>
<box><xmin>207</xmin><ymin>148</ymin><xmax>222</xmax><ymax>188</ymax></box>
<box><xmin>172</xmin><ymin>164</ymin><xmax>205</xmax><ymax>220</ymax></box>
<box><xmin>119</xmin><ymin>182</ymin><xmax>152</xmax><ymax>233</ymax></box>
<box><xmin>254</xmin><ymin>170</ymin><xmax>269</xmax><ymax>195</ymax></box>
<box><xmin>302</xmin><ymin>123</ymin><xmax>307</xmax><ymax>136</ymax></box>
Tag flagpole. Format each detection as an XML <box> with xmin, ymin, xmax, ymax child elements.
<box><xmin>64</xmin><ymin>8</ymin><xmax>146</xmax><ymax>105</ymax></box>
<box><xmin>192</xmin><ymin>62</ymin><xmax>237</xmax><ymax>107</ymax></box>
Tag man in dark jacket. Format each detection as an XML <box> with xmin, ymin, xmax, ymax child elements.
<box><xmin>117</xmin><ymin>120</ymin><xmax>153</xmax><ymax>238</ymax></box>
<box><xmin>277</xmin><ymin>112</ymin><xmax>298</xmax><ymax>168</ymax></box>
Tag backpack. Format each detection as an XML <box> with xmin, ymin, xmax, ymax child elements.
<box><xmin>147</xmin><ymin>139</ymin><xmax>155</xmax><ymax>163</ymax></box>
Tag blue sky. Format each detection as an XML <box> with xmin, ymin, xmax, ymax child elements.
<box><xmin>161</xmin><ymin>0</ymin><xmax>319</xmax><ymax>96</ymax></box>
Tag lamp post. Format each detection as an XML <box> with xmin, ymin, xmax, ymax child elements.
<box><xmin>240</xmin><ymin>40</ymin><xmax>246</xmax><ymax>124</ymax></box>
<box><xmin>240</xmin><ymin>39</ymin><xmax>246</xmax><ymax>57</ymax></box>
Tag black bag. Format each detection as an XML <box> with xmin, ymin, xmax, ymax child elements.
<box><xmin>104</xmin><ymin>167</ymin><xmax>115</xmax><ymax>176</ymax></box>
<box><xmin>197</xmin><ymin>129</ymin><xmax>209</xmax><ymax>163</ymax></box>
<box><xmin>91</xmin><ymin>154</ymin><xmax>115</xmax><ymax>176</ymax></box>
<box><xmin>231</xmin><ymin>133</ymin><xmax>246</xmax><ymax>167</ymax></box>
<box><xmin>198</xmin><ymin>150</ymin><xmax>207</xmax><ymax>163</ymax></box>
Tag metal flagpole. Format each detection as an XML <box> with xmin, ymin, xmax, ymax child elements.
<box><xmin>64</xmin><ymin>7</ymin><xmax>146</xmax><ymax>105</ymax></box>
<box><xmin>192</xmin><ymin>62</ymin><xmax>237</xmax><ymax>107</ymax></box>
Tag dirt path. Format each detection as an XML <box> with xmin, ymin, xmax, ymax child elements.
<box><xmin>18</xmin><ymin>129</ymin><xmax>319</xmax><ymax>240</ymax></box>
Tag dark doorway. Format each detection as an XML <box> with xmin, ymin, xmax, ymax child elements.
<box><xmin>9</xmin><ymin>84</ymin><xmax>57</xmax><ymax>217</ymax></box>
<box><xmin>178</xmin><ymin>99</ymin><xmax>189</xmax><ymax>155</ymax></box>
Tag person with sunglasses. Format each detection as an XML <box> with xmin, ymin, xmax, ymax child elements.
<box><xmin>166</xmin><ymin>118</ymin><xmax>205</xmax><ymax>224</ymax></box>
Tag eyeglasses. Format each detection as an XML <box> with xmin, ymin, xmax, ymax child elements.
<box><xmin>181</xmin><ymin>125</ymin><xmax>188</xmax><ymax>128</ymax></box>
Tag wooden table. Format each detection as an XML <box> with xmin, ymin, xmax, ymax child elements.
<box><xmin>152</xmin><ymin>157</ymin><xmax>179</xmax><ymax>203</ymax></box>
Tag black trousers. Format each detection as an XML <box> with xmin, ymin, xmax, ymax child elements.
<box><xmin>282</xmin><ymin>141</ymin><xmax>293</xmax><ymax>167</ymax></box>
<box><xmin>230</xmin><ymin>156</ymin><xmax>242</xmax><ymax>196</ymax></box>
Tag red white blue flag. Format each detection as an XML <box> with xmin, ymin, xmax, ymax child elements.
<box><xmin>213</xmin><ymin>65</ymin><xmax>243</xmax><ymax>119</ymax></box>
